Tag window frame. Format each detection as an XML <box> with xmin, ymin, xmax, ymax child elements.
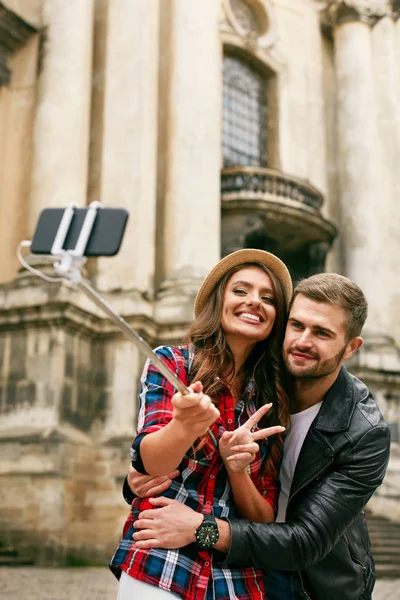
<box><xmin>222</xmin><ymin>47</ymin><xmax>279</xmax><ymax>169</ymax></box>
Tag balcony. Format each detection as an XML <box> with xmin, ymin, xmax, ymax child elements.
<box><xmin>221</xmin><ymin>166</ymin><xmax>337</xmax><ymax>280</ymax></box>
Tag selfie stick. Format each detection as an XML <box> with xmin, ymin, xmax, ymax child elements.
<box><xmin>17</xmin><ymin>202</ymin><xmax>190</xmax><ymax>397</ymax></box>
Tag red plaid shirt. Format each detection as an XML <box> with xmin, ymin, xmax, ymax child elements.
<box><xmin>110</xmin><ymin>345</ymin><xmax>282</xmax><ymax>599</ymax></box>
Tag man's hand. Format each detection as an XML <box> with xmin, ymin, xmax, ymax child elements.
<box><xmin>127</xmin><ymin>465</ymin><xmax>179</xmax><ymax>498</ymax></box>
<box><xmin>219</xmin><ymin>403</ymin><xmax>285</xmax><ymax>473</ymax></box>
<box><xmin>172</xmin><ymin>381</ymin><xmax>220</xmax><ymax>437</ymax></box>
<box><xmin>133</xmin><ymin>497</ymin><xmax>203</xmax><ymax>549</ymax></box>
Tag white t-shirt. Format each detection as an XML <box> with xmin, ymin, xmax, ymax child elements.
<box><xmin>276</xmin><ymin>401</ymin><xmax>323</xmax><ymax>523</ymax></box>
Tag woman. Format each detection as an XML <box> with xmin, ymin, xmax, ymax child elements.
<box><xmin>110</xmin><ymin>248</ymin><xmax>292</xmax><ymax>599</ymax></box>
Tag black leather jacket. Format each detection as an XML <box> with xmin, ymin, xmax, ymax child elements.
<box><xmin>223</xmin><ymin>366</ymin><xmax>391</xmax><ymax>599</ymax></box>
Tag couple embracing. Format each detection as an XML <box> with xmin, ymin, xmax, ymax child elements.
<box><xmin>110</xmin><ymin>249</ymin><xmax>390</xmax><ymax>600</ymax></box>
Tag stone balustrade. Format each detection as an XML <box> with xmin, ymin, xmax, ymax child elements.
<box><xmin>221</xmin><ymin>166</ymin><xmax>324</xmax><ymax>211</ymax></box>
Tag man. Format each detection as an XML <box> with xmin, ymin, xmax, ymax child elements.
<box><xmin>125</xmin><ymin>273</ymin><xmax>391</xmax><ymax>600</ymax></box>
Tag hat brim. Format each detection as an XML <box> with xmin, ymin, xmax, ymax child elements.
<box><xmin>194</xmin><ymin>249</ymin><xmax>293</xmax><ymax>318</ymax></box>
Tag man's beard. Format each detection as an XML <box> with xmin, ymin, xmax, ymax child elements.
<box><xmin>284</xmin><ymin>345</ymin><xmax>348</xmax><ymax>381</ymax></box>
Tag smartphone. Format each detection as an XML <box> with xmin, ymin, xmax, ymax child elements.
<box><xmin>31</xmin><ymin>207</ymin><xmax>129</xmax><ymax>256</ymax></box>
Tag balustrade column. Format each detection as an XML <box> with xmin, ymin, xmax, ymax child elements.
<box><xmin>157</xmin><ymin>0</ymin><xmax>221</xmax><ymax>322</ymax></box>
<box><xmin>29</xmin><ymin>0</ymin><xmax>94</xmax><ymax>232</ymax></box>
<box><xmin>332</xmin><ymin>2</ymin><xmax>388</xmax><ymax>335</ymax></box>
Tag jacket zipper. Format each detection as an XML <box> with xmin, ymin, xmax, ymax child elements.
<box><xmin>286</xmin><ymin>457</ymin><xmax>334</xmax><ymax>600</ymax></box>
<box><xmin>343</xmin><ymin>532</ymin><xmax>366</xmax><ymax>570</ymax></box>
<box><xmin>286</xmin><ymin>461</ymin><xmax>331</xmax><ymax>509</ymax></box>
<box><xmin>298</xmin><ymin>571</ymin><xmax>312</xmax><ymax>599</ymax></box>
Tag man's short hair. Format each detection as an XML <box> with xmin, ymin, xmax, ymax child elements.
<box><xmin>291</xmin><ymin>273</ymin><xmax>368</xmax><ymax>340</ymax></box>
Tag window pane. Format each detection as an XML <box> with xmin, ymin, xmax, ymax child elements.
<box><xmin>222</xmin><ymin>55</ymin><xmax>267</xmax><ymax>167</ymax></box>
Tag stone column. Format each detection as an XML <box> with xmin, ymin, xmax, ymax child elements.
<box><xmin>372</xmin><ymin>8</ymin><xmax>400</xmax><ymax>345</ymax></box>
<box><xmin>393</xmin><ymin>1</ymin><xmax>400</xmax><ymax>200</ymax></box>
<box><xmin>0</xmin><ymin>5</ymin><xmax>37</xmax><ymax>283</ymax></box>
<box><xmin>394</xmin><ymin>2</ymin><xmax>400</xmax><ymax>347</ymax></box>
<box><xmin>94</xmin><ymin>0</ymin><xmax>160</xmax><ymax>294</ymax></box>
<box><xmin>328</xmin><ymin>1</ymin><xmax>389</xmax><ymax>335</ymax></box>
<box><xmin>395</xmin><ymin>0</ymin><xmax>400</xmax><ymax>50</ymax></box>
<box><xmin>394</xmin><ymin>6</ymin><xmax>400</xmax><ymax>191</ymax></box>
<box><xmin>29</xmin><ymin>0</ymin><xmax>94</xmax><ymax>232</ymax></box>
<box><xmin>156</xmin><ymin>0</ymin><xmax>222</xmax><ymax>323</ymax></box>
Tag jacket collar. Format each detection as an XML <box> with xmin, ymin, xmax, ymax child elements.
<box><xmin>288</xmin><ymin>367</ymin><xmax>356</xmax><ymax>500</ymax></box>
<box><xmin>313</xmin><ymin>365</ymin><xmax>356</xmax><ymax>433</ymax></box>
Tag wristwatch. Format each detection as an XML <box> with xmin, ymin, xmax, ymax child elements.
<box><xmin>195</xmin><ymin>514</ymin><xmax>220</xmax><ymax>549</ymax></box>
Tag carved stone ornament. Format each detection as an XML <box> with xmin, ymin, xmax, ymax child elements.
<box><xmin>222</xmin><ymin>0</ymin><xmax>277</xmax><ymax>49</ymax></box>
<box><xmin>0</xmin><ymin>2</ymin><xmax>37</xmax><ymax>86</ymax></box>
<box><xmin>317</xmin><ymin>0</ymin><xmax>392</xmax><ymax>28</ymax></box>
<box><xmin>230</xmin><ymin>0</ymin><xmax>263</xmax><ymax>36</ymax></box>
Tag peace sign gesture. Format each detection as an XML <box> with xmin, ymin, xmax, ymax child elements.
<box><xmin>219</xmin><ymin>403</ymin><xmax>285</xmax><ymax>473</ymax></box>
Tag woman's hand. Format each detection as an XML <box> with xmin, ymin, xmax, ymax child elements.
<box><xmin>219</xmin><ymin>403</ymin><xmax>285</xmax><ymax>473</ymax></box>
<box><xmin>139</xmin><ymin>381</ymin><xmax>220</xmax><ymax>476</ymax></box>
<box><xmin>172</xmin><ymin>381</ymin><xmax>220</xmax><ymax>437</ymax></box>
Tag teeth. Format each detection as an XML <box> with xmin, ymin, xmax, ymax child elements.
<box><xmin>239</xmin><ymin>313</ymin><xmax>261</xmax><ymax>322</ymax></box>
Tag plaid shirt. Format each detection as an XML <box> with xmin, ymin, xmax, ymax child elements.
<box><xmin>110</xmin><ymin>345</ymin><xmax>282</xmax><ymax>599</ymax></box>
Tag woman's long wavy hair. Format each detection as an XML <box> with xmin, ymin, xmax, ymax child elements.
<box><xmin>186</xmin><ymin>262</ymin><xmax>291</xmax><ymax>473</ymax></box>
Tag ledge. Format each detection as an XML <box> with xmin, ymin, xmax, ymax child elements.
<box><xmin>0</xmin><ymin>424</ymin><xmax>93</xmax><ymax>445</ymax></box>
<box><xmin>0</xmin><ymin>277</ymin><xmax>189</xmax><ymax>346</ymax></box>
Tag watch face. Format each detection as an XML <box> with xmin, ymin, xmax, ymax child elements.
<box><xmin>196</xmin><ymin>522</ymin><xmax>219</xmax><ymax>549</ymax></box>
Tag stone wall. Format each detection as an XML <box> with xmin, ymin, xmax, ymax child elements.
<box><xmin>0</xmin><ymin>432</ymin><xmax>131</xmax><ymax>564</ymax></box>
<box><xmin>0</xmin><ymin>275</ymin><xmax>151</xmax><ymax>564</ymax></box>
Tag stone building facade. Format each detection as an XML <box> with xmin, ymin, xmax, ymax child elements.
<box><xmin>0</xmin><ymin>0</ymin><xmax>399</xmax><ymax>564</ymax></box>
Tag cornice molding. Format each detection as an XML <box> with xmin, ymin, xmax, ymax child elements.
<box><xmin>0</xmin><ymin>2</ymin><xmax>37</xmax><ymax>86</ymax></box>
<box><xmin>392</xmin><ymin>0</ymin><xmax>400</xmax><ymax>19</ymax></box>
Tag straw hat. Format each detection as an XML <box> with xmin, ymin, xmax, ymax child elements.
<box><xmin>194</xmin><ymin>248</ymin><xmax>292</xmax><ymax>318</ymax></box>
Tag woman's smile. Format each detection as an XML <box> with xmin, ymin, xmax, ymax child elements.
<box><xmin>235</xmin><ymin>311</ymin><xmax>264</xmax><ymax>323</ymax></box>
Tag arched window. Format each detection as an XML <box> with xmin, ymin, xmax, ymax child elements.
<box><xmin>222</xmin><ymin>54</ymin><xmax>267</xmax><ymax>167</ymax></box>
